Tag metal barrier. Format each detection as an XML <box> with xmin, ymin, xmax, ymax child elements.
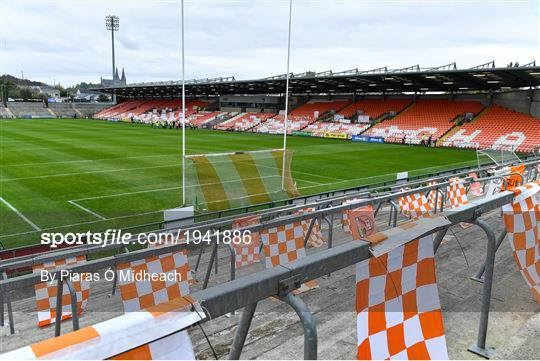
<box><xmin>0</xmin><ymin>161</ymin><xmax>538</xmax><ymax>359</ymax></box>
<box><xmin>2</xmin><ymin>158</ymin><xmax>536</xmax><ymax>274</ymax></box>
<box><xmin>2</xmin><ymin>154</ymin><xmax>531</xmax><ymax>246</ymax></box>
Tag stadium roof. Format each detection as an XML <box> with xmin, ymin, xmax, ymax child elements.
<box><xmin>93</xmin><ymin>61</ymin><xmax>540</xmax><ymax>97</ymax></box>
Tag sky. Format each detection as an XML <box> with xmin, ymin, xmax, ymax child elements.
<box><xmin>1</xmin><ymin>0</ymin><xmax>539</xmax><ymax>87</ymax></box>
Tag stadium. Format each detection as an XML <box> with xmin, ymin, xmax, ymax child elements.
<box><xmin>1</xmin><ymin>1</ymin><xmax>540</xmax><ymax>360</ymax></box>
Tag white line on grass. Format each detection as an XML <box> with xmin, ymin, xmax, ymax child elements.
<box><xmin>0</xmin><ymin>163</ymin><xmax>181</xmax><ymax>182</ymax></box>
<box><xmin>294</xmin><ymin>159</ymin><xmax>481</xmax><ymax>191</ymax></box>
<box><xmin>70</xmin><ymin>175</ymin><xmax>283</xmax><ymax>201</ymax></box>
<box><xmin>68</xmin><ymin>200</ymin><xmax>107</xmax><ymax>220</ymax></box>
<box><xmin>71</xmin><ymin>186</ymin><xmax>183</xmax><ymax>201</ymax></box>
<box><xmin>295</xmin><ymin>178</ymin><xmax>323</xmax><ymax>185</ymax></box>
<box><xmin>1</xmin><ymin>159</ymin><xmax>331</xmax><ymax>183</ymax></box>
<box><xmin>0</xmin><ymin>209</ymin><xmax>164</xmax><ymax>239</ymax></box>
<box><xmin>70</xmin><ymin>173</ymin><xmax>323</xmax><ymax>204</ymax></box>
<box><xmin>231</xmin><ymin>158</ymin><xmax>343</xmax><ymax>182</ymax></box>
<box><xmin>0</xmin><ymin>154</ymin><xmax>178</xmax><ymax>168</ymax></box>
<box><xmin>0</xmin><ymin>196</ymin><xmax>41</xmax><ymax>231</ymax></box>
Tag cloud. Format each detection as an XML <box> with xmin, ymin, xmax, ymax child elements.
<box><xmin>2</xmin><ymin>0</ymin><xmax>538</xmax><ymax>86</ymax></box>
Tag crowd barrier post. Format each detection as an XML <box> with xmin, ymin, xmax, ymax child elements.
<box><xmin>110</xmin><ymin>245</ymin><xmax>130</xmax><ymax>296</ymax></box>
<box><xmin>53</xmin><ymin>279</ymin><xmax>63</xmax><ymax>337</ymax></box>
<box><xmin>471</xmin><ymin>229</ymin><xmax>508</xmax><ymax>282</ymax></box>
<box><xmin>433</xmin><ymin>227</ymin><xmax>450</xmax><ymax>253</ymax></box>
<box><xmin>303</xmin><ymin>217</ymin><xmax>317</xmax><ymax>247</ymax></box>
<box><xmin>228</xmin><ymin>244</ymin><xmax>236</xmax><ymax>282</ymax></box>
<box><xmin>65</xmin><ymin>280</ymin><xmax>80</xmax><ymax>331</ymax></box>
<box><xmin>228</xmin><ymin>302</ymin><xmax>258</xmax><ymax>360</ymax></box>
<box><xmin>279</xmin><ymin>292</ymin><xmax>318</xmax><ymax>360</ymax></box>
<box><xmin>203</xmin><ymin>242</ymin><xmax>219</xmax><ymax>289</ymax></box>
<box><xmin>466</xmin><ymin>219</ymin><xmax>498</xmax><ymax>359</ymax></box>
<box><xmin>194</xmin><ymin>240</ymin><xmax>205</xmax><ymax>273</ymax></box>
<box><xmin>2</xmin><ymin>271</ymin><xmax>14</xmax><ymax>335</ymax></box>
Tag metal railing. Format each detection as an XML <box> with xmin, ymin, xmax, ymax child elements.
<box><xmin>1</xmin><ymin>159</ymin><xmax>537</xmax><ymax>275</ymax></box>
<box><xmin>0</xmin><ymin>185</ymin><xmax>524</xmax><ymax>359</ymax></box>
<box><xmin>0</xmin><ymin>161</ymin><xmax>537</xmax><ymax>358</ymax></box>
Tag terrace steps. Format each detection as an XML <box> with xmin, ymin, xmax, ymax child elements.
<box><xmin>5</xmin><ymin>106</ymin><xmax>14</xmax><ymax>117</ymax></box>
<box><xmin>74</xmin><ymin>107</ymin><xmax>84</xmax><ymax>118</ymax></box>
<box><xmin>438</xmin><ymin>106</ymin><xmax>488</xmax><ymax>143</ymax></box>
<box><xmin>375</xmin><ymin>100</ymin><xmax>415</xmax><ymax>126</ymax></box>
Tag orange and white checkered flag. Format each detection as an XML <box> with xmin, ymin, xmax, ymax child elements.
<box><xmin>116</xmin><ymin>248</ymin><xmax>196</xmax><ymax>359</ymax></box>
<box><xmin>342</xmin><ymin>198</ymin><xmax>359</xmax><ymax>232</ymax></box>
<box><xmin>404</xmin><ymin>192</ymin><xmax>432</xmax><ymax>219</ymax></box>
<box><xmin>502</xmin><ymin>181</ymin><xmax>540</xmax><ymax>303</ymax></box>
<box><xmin>4</xmin><ymin>296</ymin><xmax>205</xmax><ymax>360</ymax></box>
<box><xmin>346</xmin><ymin>205</ymin><xmax>377</xmax><ymax>241</ymax></box>
<box><xmin>397</xmin><ymin>189</ymin><xmax>411</xmax><ymax>217</ymax></box>
<box><xmin>33</xmin><ymin>255</ymin><xmax>90</xmax><ymax>327</ymax></box>
<box><xmin>116</xmin><ymin>250</ymin><xmax>191</xmax><ymax>312</ymax></box>
<box><xmin>468</xmin><ymin>173</ymin><xmax>484</xmax><ymax>197</ymax></box>
<box><xmin>260</xmin><ymin>221</ymin><xmax>318</xmax><ymax>293</ymax></box>
<box><xmin>147</xmin><ymin>234</ymin><xmax>196</xmax><ymax>284</ymax></box>
<box><xmin>231</xmin><ymin>215</ymin><xmax>261</xmax><ymax>268</ymax></box>
<box><xmin>446</xmin><ymin>177</ymin><xmax>469</xmax><ymax>209</ymax></box>
<box><xmin>296</xmin><ymin>207</ymin><xmax>325</xmax><ymax>248</ymax></box>
<box><xmin>427</xmin><ymin>181</ymin><xmax>443</xmax><ymax>211</ymax></box>
<box><xmin>356</xmin><ymin>235</ymin><xmax>448</xmax><ymax>360</ymax></box>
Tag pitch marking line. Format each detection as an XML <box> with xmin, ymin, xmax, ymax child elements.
<box><xmin>0</xmin><ymin>154</ymin><xmax>177</xmax><ymax>168</ymax></box>
<box><xmin>70</xmin><ymin>174</ymin><xmax>322</xmax><ymax>202</ymax></box>
<box><xmin>68</xmin><ymin>200</ymin><xmax>107</xmax><ymax>220</ymax></box>
<box><xmin>230</xmin><ymin>158</ymin><xmax>343</xmax><ymax>182</ymax></box>
<box><xmin>0</xmin><ymin>196</ymin><xmax>41</xmax><ymax>231</ymax></box>
<box><xmin>0</xmin><ymin>164</ymin><xmax>181</xmax><ymax>182</ymax></box>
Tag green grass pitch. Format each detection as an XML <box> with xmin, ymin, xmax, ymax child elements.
<box><xmin>0</xmin><ymin>118</ymin><xmax>479</xmax><ymax>248</ymax></box>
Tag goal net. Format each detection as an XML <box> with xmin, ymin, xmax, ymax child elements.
<box><xmin>476</xmin><ymin>148</ymin><xmax>521</xmax><ymax>168</ymax></box>
<box><xmin>185</xmin><ymin>149</ymin><xmax>299</xmax><ymax>212</ymax></box>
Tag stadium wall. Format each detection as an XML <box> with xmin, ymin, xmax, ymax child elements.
<box><xmin>492</xmin><ymin>89</ymin><xmax>539</xmax><ymax>117</ymax></box>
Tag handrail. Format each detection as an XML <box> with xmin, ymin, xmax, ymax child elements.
<box><xmin>0</xmin><ymin>178</ymin><xmax>520</xmax><ymax>292</ymax></box>
<box><xmin>1</xmin><ymin>154</ymin><xmax>535</xmax><ymax>245</ymax></box>
<box><xmin>0</xmin><ymin>174</ymin><xmax>494</xmax><ymax>271</ymax></box>
<box><xmin>0</xmin><ymin>158</ymin><xmax>536</xmax><ymax>273</ymax></box>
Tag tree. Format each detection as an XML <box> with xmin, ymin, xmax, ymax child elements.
<box><xmin>0</xmin><ymin>80</ymin><xmax>16</xmax><ymax>103</ymax></box>
<box><xmin>55</xmin><ymin>85</ymin><xmax>68</xmax><ymax>97</ymax></box>
<box><xmin>98</xmin><ymin>94</ymin><xmax>110</xmax><ymax>102</ymax></box>
<box><xmin>19</xmin><ymin>87</ymin><xmax>40</xmax><ymax>101</ymax></box>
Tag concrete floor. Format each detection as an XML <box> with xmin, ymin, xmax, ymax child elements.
<box><xmin>1</xmin><ymin>205</ymin><xmax>539</xmax><ymax>359</ymax></box>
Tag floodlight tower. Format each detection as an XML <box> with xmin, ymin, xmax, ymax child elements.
<box><xmin>105</xmin><ymin>15</ymin><xmax>119</xmax><ymax>103</ymax></box>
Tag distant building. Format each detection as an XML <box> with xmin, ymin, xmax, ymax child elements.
<box><xmin>75</xmin><ymin>89</ymin><xmax>104</xmax><ymax>102</ymax></box>
<box><xmin>101</xmin><ymin>67</ymin><xmax>126</xmax><ymax>87</ymax></box>
<box><xmin>39</xmin><ymin>86</ymin><xmax>60</xmax><ymax>97</ymax></box>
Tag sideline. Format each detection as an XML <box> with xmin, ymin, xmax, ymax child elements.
<box><xmin>0</xmin><ymin>196</ymin><xmax>41</xmax><ymax>231</ymax></box>
<box><xmin>68</xmin><ymin>200</ymin><xmax>107</xmax><ymax>220</ymax></box>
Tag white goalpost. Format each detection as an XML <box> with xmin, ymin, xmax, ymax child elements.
<box><xmin>281</xmin><ymin>0</ymin><xmax>293</xmax><ymax>190</ymax></box>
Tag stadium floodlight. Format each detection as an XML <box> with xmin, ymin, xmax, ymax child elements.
<box><xmin>105</xmin><ymin>15</ymin><xmax>119</xmax><ymax>103</ymax></box>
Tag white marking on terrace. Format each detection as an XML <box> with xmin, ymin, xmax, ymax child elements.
<box><xmin>0</xmin><ymin>196</ymin><xmax>41</xmax><ymax>231</ymax></box>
